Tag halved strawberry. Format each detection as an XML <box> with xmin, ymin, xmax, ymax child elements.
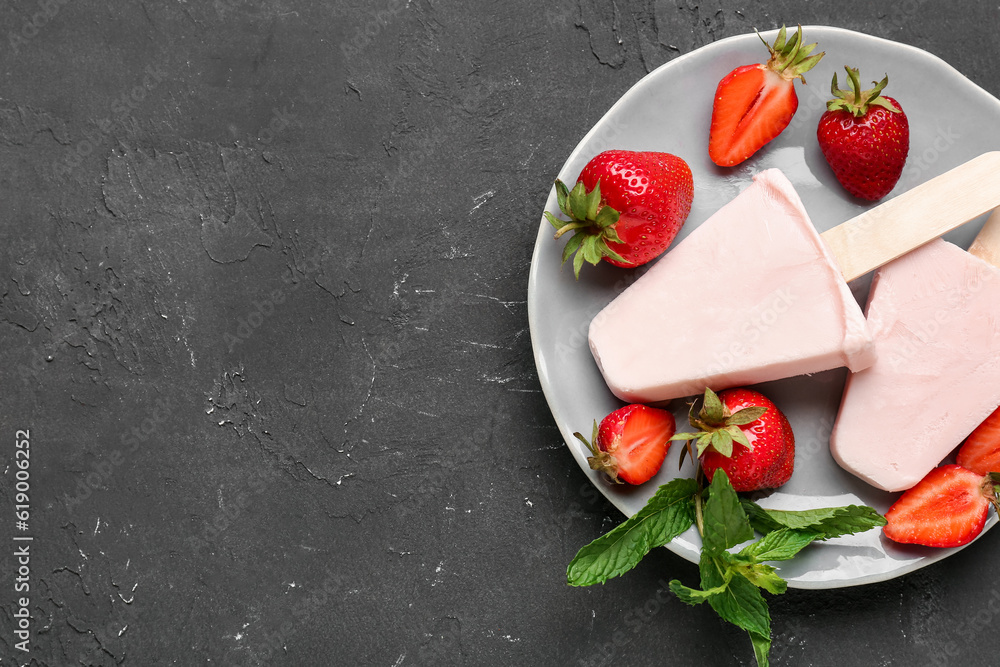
<box><xmin>957</xmin><ymin>406</ymin><xmax>1000</xmax><ymax>476</ymax></box>
<box><xmin>883</xmin><ymin>465</ymin><xmax>1000</xmax><ymax>548</ymax></box>
<box><xmin>575</xmin><ymin>404</ymin><xmax>676</xmax><ymax>485</ymax></box>
<box><xmin>709</xmin><ymin>25</ymin><xmax>824</xmax><ymax>167</ymax></box>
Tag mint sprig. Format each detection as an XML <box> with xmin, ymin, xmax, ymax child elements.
<box><xmin>566</xmin><ymin>468</ymin><xmax>886</xmax><ymax>666</ymax></box>
<box><xmin>741</xmin><ymin>499</ymin><xmax>887</xmax><ymax>538</ymax></box>
<box><xmin>567</xmin><ymin>478</ymin><xmax>697</xmax><ymax>586</ymax></box>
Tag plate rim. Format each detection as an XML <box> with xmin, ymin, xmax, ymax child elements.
<box><xmin>527</xmin><ymin>24</ymin><xmax>1000</xmax><ymax>590</ymax></box>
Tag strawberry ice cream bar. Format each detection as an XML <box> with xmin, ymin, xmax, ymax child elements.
<box><xmin>588</xmin><ymin>169</ymin><xmax>875</xmax><ymax>403</ymax></box>
<box><xmin>832</xmin><ymin>223</ymin><xmax>1000</xmax><ymax>492</ymax></box>
<box><xmin>588</xmin><ymin>152</ymin><xmax>1000</xmax><ymax>405</ymax></box>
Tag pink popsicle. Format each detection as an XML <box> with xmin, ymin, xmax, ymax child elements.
<box><xmin>831</xmin><ymin>209</ymin><xmax>1000</xmax><ymax>492</ymax></box>
<box><xmin>588</xmin><ymin>152</ymin><xmax>1000</xmax><ymax>405</ymax></box>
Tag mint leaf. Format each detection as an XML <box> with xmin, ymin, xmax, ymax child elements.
<box><xmin>668</xmin><ymin>577</ymin><xmax>731</xmax><ymax>605</ymax></box>
<box><xmin>741</xmin><ymin>501</ymin><xmax>886</xmax><ymax>539</ymax></box>
<box><xmin>733</xmin><ymin>560</ymin><xmax>787</xmax><ymax>595</ymax></box>
<box><xmin>702</xmin><ymin>470</ymin><xmax>754</xmax><ymax>555</ymax></box>
<box><xmin>739</xmin><ymin>528</ymin><xmax>823</xmax><ymax>562</ymax></box>
<box><xmin>750</xmin><ymin>632</ymin><xmax>772</xmax><ymax>667</ymax></box>
<box><xmin>566</xmin><ymin>478</ymin><xmax>697</xmax><ymax>586</ymax></box>
<box><xmin>700</xmin><ymin>552</ymin><xmax>771</xmax><ymax>640</ymax></box>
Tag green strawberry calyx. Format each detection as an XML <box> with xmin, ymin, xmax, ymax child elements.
<box><xmin>671</xmin><ymin>387</ymin><xmax>768</xmax><ymax>467</ymax></box>
<box><xmin>544</xmin><ymin>178</ymin><xmax>630</xmax><ymax>279</ymax></box>
<box><xmin>826</xmin><ymin>66</ymin><xmax>901</xmax><ymax>117</ymax></box>
<box><xmin>573</xmin><ymin>420</ymin><xmax>623</xmax><ymax>484</ymax></box>
<box><xmin>759</xmin><ymin>24</ymin><xmax>825</xmax><ymax>83</ymax></box>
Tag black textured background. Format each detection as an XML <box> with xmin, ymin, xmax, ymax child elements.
<box><xmin>1</xmin><ymin>1</ymin><xmax>998</xmax><ymax>666</ymax></box>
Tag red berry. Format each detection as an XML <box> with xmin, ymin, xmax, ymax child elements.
<box><xmin>883</xmin><ymin>465</ymin><xmax>998</xmax><ymax>548</ymax></box>
<box><xmin>957</xmin><ymin>406</ymin><xmax>1000</xmax><ymax>477</ymax></box>
<box><xmin>817</xmin><ymin>67</ymin><xmax>909</xmax><ymax>201</ymax></box>
<box><xmin>545</xmin><ymin>150</ymin><xmax>693</xmax><ymax>278</ymax></box>
<box><xmin>699</xmin><ymin>389</ymin><xmax>795</xmax><ymax>492</ymax></box>
<box><xmin>708</xmin><ymin>25</ymin><xmax>824</xmax><ymax>167</ymax></box>
<box><xmin>575</xmin><ymin>404</ymin><xmax>676</xmax><ymax>485</ymax></box>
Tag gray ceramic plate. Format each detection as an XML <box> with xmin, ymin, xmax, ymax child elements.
<box><xmin>527</xmin><ymin>26</ymin><xmax>1000</xmax><ymax>589</ymax></box>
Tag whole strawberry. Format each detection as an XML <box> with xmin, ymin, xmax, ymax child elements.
<box><xmin>545</xmin><ymin>150</ymin><xmax>693</xmax><ymax>278</ymax></box>
<box><xmin>817</xmin><ymin>67</ymin><xmax>909</xmax><ymax>201</ymax></box>
<box><xmin>575</xmin><ymin>404</ymin><xmax>676</xmax><ymax>485</ymax></box>
<box><xmin>672</xmin><ymin>387</ymin><xmax>794</xmax><ymax>492</ymax></box>
<box><xmin>709</xmin><ymin>25</ymin><xmax>825</xmax><ymax>167</ymax></box>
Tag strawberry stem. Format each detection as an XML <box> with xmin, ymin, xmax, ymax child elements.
<box><xmin>826</xmin><ymin>66</ymin><xmax>901</xmax><ymax>117</ymax></box>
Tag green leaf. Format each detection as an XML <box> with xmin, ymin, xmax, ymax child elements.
<box><xmin>566</xmin><ymin>478</ymin><xmax>697</xmax><ymax>586</ymax></box>
<box><xmin>585</xmin><ymin>181</ymin><xmax>601</xmax><ymax>219</ymax></box>
<box><xmin>741</xmin><ymin>501</ymin><xmax>886</xmax><ymax>539</ymax></box>
<box><xmin>544</xmin><ymin>210</ymin><xmax>564</xmax><ymax>231</ymax></box>
<box><xmin>771</xmin><ymin>24</ymin><xmax>787</xmax><ymax>52</ymax></box>
<box><xmin>739</xmin><ymin>528</ymin><xmax>823</xmax><ymax>562</ymax></box>
<box><xmin>555</xmin><ymin>179</ymin><xmax>571</xmax><ymax>216</ymax></box>
<box><xmin>727</xmin><ymin>406</ymin><xmax>768</xmax><ymax>426</ymax></box>
<box><xmin>711</xmin><ymin>429</ymin><xmax>733</xmax><ymax>458</ymax></box>
<box><xmin>735</xmin><ymin>561</ymin><xmax>787</xmax><ymax>595</ymax></box>
<box><xmin>700</xmin><ymin>553</ymin><xmax>771</xmax><ymax>640</ymax></box>
<box><xmin>728</xmin><ymin>425</ymin><xmax>752</xmax><ymax>450</ymax></box>
<box><xmin>582</xmin><ymin>236</ymin><xmax>601</xmax><ymax>266</ymax></box>
<box><xmin>750</xmin><ymin>632</ymin><xmax>772</xmax><ymax>667</ymax></box>
<box><xmin>695</xmin><ymin>432</ymin><xmax>714</xmax><ymax>457</ymax></box>
<box><xmin>594</xmin><ymin>205</ymin><xmax>619</xmax><ymax>228</ymax></box>
<box><xmin>568</xmin><ymin>181</ymin><xmax>590</xmax><ymax>220</ymax></box>
<box><xmin>702</xmin><ymin>470</ymin><xmax>754</xmax><ymax>555</ymax></box>
<box><xmin>702</xmin><ymin>387</ymin><xmax>725</xmax><ymax>423</ymax></box>
<box><xmin>572</xmin><ymin>243</ymin><xmax>586</xmax><ymax>278</ymax></box>
<box><xmin>596</xmin><ymin>238</ymin><xmax>628</xmax><ymax>265</ymax></box>
<box><xmin>669</xmin><ymin>577</ymin><xmax>731</xmax><ymax>605</ymax></box>
<box><xmin>560</xmin><ymin>232</ymin><xmax>584</xmax><ymax>265</ymax></box>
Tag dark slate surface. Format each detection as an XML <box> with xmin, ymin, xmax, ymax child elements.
<box><xmin>1</xmin><ymin>1</ymin><xmax>998</xmax><ymax>665</ymax></box>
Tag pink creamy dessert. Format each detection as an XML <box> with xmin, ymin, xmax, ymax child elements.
<box><xmin>588</xmin><ymin>169</ymin><xmax>875</xmax><ymax>403</ymax></box>
<box><xmin>831</xmin><ymin>239</ymin><xmax>1000</xmax><ymax>492</ymax></box>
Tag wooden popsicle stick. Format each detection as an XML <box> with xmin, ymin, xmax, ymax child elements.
<box><xmin>968</xmin><ymin>207</ymin><xmax>1000</xmax><ymax>269</ymax></box>
<box><xmin>821</xmin><ymin>151</ymin><xmax>1000</xmax><ymax>282</ymax></box>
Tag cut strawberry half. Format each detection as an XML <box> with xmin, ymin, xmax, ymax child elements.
<box><xmin>957</xmin><ymin>406</ymin><xmax>1000</xmax><ymax>476</ymax></box>
<box><xmin>883</xmin><ymin>465</ymin><xmax>1000</xmax><ymax>548</ymax></box>
<box><xmin>575</xmin><ymin>404</ymin><xmax>676</xmax><ymax>485</ymax></box>
<box><xmin>708</xmin><ymin>25</ymin><xmax>824</xmax><ymax>167</ymax></box>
